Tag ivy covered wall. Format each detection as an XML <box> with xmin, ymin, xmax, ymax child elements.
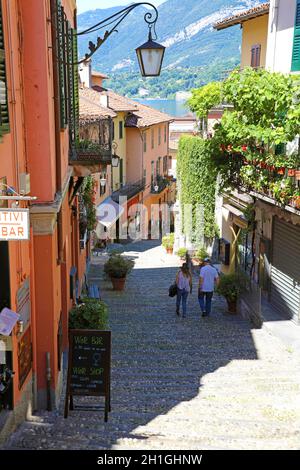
<box><xmin>177</xmin><ymin>136</ymin><xmax>218</xmax><ymax>242</ymax></box>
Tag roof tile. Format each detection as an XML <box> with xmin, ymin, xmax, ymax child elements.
<box><xmin>79</xmin><ymin>89</ymin><xmax>116</xmax><ymax>123</ymax></box>
<box><xmin>214</xmin><ymin>2</ymin><xmax>270</xmax><ymax>30</ymax></box>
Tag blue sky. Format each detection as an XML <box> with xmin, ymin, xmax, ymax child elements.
<box><xmin>77</xmin><ymin>0</ymin><xmax>166</xmax><ymax>14</ymax></box>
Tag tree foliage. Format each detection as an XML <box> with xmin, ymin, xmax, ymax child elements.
<box><xmin>189</xmin><ymin>67</ymin><xmax>300</xmax><ymax>205</ymax></box>
<box><xmin>189</xmin><ymin>82</ymin><xmax>222</xmax><ymax>119</ymax></box>
<box><xmin>105</xmin><ymin>60</ymin><xmax>238</xmax><ymax>99</ymax></box>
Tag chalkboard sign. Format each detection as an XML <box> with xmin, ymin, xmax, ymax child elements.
<box><xmin>64</xmin><ymin>330</ymin><xmax>111</xmax><ymax>421</ymax></box>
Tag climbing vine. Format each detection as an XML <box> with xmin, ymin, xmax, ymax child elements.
<box><xmin>177</xmin><ymin>136</ymin><xmax>218</xmax><ymax>240</ymax></box>
<box><xmin>81</xmin><ymin>176</ymin><xmax>97</xmax><ymax>232</ymax></box>
<box><xmin>189</xmin><ymin>67</ymin><xmax>300</xmax><ymax>206</ymax></box>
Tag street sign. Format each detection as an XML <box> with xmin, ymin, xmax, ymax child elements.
<box><xmin>0</xmin><ymin>209</ymin><xmax>30</xmax><ymax>241</ymax></box>
<box><xmin>64</xmin><ymin>330</ymin><xmax>111</xmax><ymax>421</ymax></box>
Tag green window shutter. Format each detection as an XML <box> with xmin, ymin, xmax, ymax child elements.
<box><xmin>292</xmin><ymin>1</ymin><xmax>300</xmax><ymax>71</ymax></box>
<box><xmin>56</xmin><ymin>1</ymin><xmax>67</xmax><ymax>128</ymax></box>
<box><xmin>0</xmin><ymin>2</ymin><xmax>9</xmax><ymax>138</ymax></box>
<box><xmin>119</xmin><ymin>158</ymin><xmax>123</xmax><ymax>185</ymax></box>
<box><xmin>65</xmin><ymin>23</ymin><xmax>79</xmax><ymax>147</ymax></box>
<box><xmin>66</xmin><ymin>23</ymin><xmax>74</xmax><ymax>143</ymax></box>
<box><xmin>71</xmin><ymin>27</ymin><xmax>79</xmax><ymax>145</ymax></box>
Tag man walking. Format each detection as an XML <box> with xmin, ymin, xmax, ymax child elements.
<box><xmin>198</xmin><ymin>258</ymin><xmax>219</xmax><ymax>317</ymax></box>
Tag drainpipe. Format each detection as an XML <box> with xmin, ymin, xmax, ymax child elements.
<box><xmin>271</xmin><ymin>0</ymin><xmax>280</xmax><ymax>71</ymax></box>
<box><xmin>46</xmin><ymin>352</ymin><xmax>52</xmax><ymax>411</ymax></box>
<box><xmin>50</xmin><ymin>0</ymin><xmax>64</xmax><ymax>264</ymax></box>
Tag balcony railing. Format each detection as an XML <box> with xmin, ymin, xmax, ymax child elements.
<box><xmin>111</xmin><ymin>178</ymin><xmax>146</xmax><ymax>202</ymax></box>
<box><xmin>69</xmin><ymin>141</ymin><xmax>112</xmax><ymax>166</ymax></box>
<box><xmin>151</xmin><ymin>177</ymin><xmax>169</xmax><ymax>194</ymax></box>
<box><xmin>70</xmin><ymin>119</ymin><xmax>113</xmax><ymax>165</ymax></box>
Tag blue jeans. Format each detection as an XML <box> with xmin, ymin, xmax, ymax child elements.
<box><xmin>198</xmin><ymin>291</ymin><xmax>213</xmax><ymax>315</ymax></box>
<box><xmin>176</xmin><ymin>289</ymin><xmax>189</xmax><ymax>316</ymax></box>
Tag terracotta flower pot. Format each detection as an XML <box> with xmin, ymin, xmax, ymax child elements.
<box><xmin>111</xmin><ymin>277</ymin><xmax>126</xmax><ymax>291</ymax></box>
<box><xmin>166</xmin><ymin>247</ymin><xmax>173</xmax><ymax>254</ymax></box>
<box><xmin>288</xmin><ymin>169</ymin><xmax>296</xmax><ymax>177</ymax></box>
<box><xmin>293</xmin><ymin>196</ymin><xmax>300</xmax><ymax>209</ymax></box>
<box><xmin>295</xmin><ymin>171</ymin><xmax>300</xmax><ymax>181</ymax></box>
<box><xmin>227</xmin><ymin>299</ymin><xmax>237</xmax><ymax>314</ymax></box>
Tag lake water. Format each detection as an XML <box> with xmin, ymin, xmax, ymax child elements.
<box><xmin>135</xmin><ymin>99</ymin><xmax>192</xmax><ymax>118</ymax></box>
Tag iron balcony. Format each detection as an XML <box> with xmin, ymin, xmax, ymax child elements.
<box><xmin>111</xmin><ymin>178</ymin><xmax>146</xmax><ymax>203</ymax></box>
<box><xmin>151</xmin><ymin>176</ymin><xmax>169</xmax><ymax>194</ymax></box>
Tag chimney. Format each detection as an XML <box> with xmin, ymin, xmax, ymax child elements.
<box><xmin>100</xmin><ymin>94</ymin><xmax>109</xmax><ymax>108</ymax></box>
<box><xmin>78</xmin><ymin>59</ymin><xmax>92</xmax><ymax>88</ymax></box>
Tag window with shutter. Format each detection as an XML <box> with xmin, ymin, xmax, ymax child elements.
<box><xmin>56</xmin><ymin>1</ymin><xmax>67</xmax><ymax>128</ymax></box>
<box><xmin>72</xmin><ymin>28</ymin><xmax>79</xmax><ymax>145</ymax></box>
<box><xmin>251</xmin><ymin>44</ymin><xmax>261</xmax><ymax>68</ymax></box>
<box><xmin>54</xmin><ymin>0</ymin><xmax>79</xmax><ymax>145</ymax></box>
<box><xmin>292</xmin><ymin>0</ymin><xmax>300</xmax><ymax>71</ymax></box>
<box><xmin>0</xmin><ymin>2</ymin><xmax>9</xmax><ymax>137</ymax></box>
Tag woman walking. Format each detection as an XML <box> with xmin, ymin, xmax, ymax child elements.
<box><xmin>176</xmin><ymin>263</ymin><xmax>192</xmax><ymax>318</ymax></box>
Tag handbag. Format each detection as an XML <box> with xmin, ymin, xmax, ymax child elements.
<box><xmin>169</xmin><ymin>283</ymin><xmax>178</xmax><ymax>297</ymax></box>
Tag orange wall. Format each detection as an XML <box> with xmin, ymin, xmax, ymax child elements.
<box><xmin>20</xmin><ymin>0</ymin><xmax>57</xmax><ymax>202</ymax></box>
<box><xmin>0</xmin><ymin>0</ymin><xmax>34</xmax><ymax>406</ymax></box>
<box><xmin>33</xmin><ymin>230</ymin><xmax>61</xmax><ymax>389</ymax></box>
<box><xmin>126</xmin><ymin>123</ymin><xmax>169</xmax><ymax>197</ymax></box>
<box><xmin>0</xmin><ymin>0</ymin><xmax>93</xmax><ymax>415</ymax></box>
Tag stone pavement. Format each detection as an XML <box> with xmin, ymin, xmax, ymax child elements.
<box><xmin>3</xmin><ymin>240</ymin><xmax>300</xmax><ymax>450</ymax></box>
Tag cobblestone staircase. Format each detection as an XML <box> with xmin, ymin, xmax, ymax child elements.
<box><xmin>3</xmin><ymin>241</ymin><xmax>300</xmax><ymax>450</ymax></box>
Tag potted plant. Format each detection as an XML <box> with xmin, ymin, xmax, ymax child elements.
<box><xmin>104</xmin><ymin>253</ymin><xmax>134</xmax><ymax>291</ymax></box>
<box><xmin>193</xmin><ymin>247</ymin><xmax>209</xmax><ymax>266</ymax></box>
<box><xmin>69</xmin><ymin>298</ymin><xmax>108</xmax><ymax>330</ymax></box>
<box><xmin>162</xmin><ymin>233</ymin><xmax>175</xmax><ymax>254</ymax></box>
<box><xmin>176</xmin><ymin>247</ymin><xmax>187</xmax><ymax>260</ymax></box>
<box><xmin>216</xmin><ymin>273</ymin><xmax>245</xmax><ymax>314</ymax></box>
<box><xmin>290</xmin><ymin>190</ymin><xmax>300</xmax><ymax>209</ymax></box>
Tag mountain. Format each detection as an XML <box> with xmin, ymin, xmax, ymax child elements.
<box><xmin>77</xmin><ymin>0</ymin><xmax>265</xmax><ymax>98</ymax></box>
<box><xmin>78</xmin><ymin>0</ymin><xmax>265</xmax><ymax>71</ymax></box>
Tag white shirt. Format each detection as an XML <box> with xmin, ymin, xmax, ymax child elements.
<box><xmin>177</xmin><ymin>271</ymin><xmax>190</xmax><ymax>291</ymax></box>
<box><xmin>200</xmin><ymin>265</ymin><xmax>219</xmax><ymax>292</ymax></box>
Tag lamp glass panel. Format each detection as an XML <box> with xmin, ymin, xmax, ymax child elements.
<box><xmin>138</xmin><ymin>47</ymin><xmax>164</xmax><ymax>76</ymax></box>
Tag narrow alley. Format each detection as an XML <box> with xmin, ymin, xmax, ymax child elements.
<box><xmin>3</xmin><ymin>241</ymin><xmax>300</xmax><ymax>450</ymax></box>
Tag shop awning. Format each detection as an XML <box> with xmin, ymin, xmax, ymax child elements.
<box><xmin>223</xmin><ymin>203</ymin><xmax>248</xmax><ymax>229</ymax></box>
<box><xmin>96</xmin><ymin>197</ymin><xmax>124</xmax><ymax>228</ymax></box>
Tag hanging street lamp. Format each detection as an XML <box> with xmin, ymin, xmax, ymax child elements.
<box><xmin>111</xmin><ymin>142</ymin><xmax>120</xmax><ymax>168</ymax></box>
<box><xmin>136</xmin><ymin>30</ymin><xmax>165</xmax><ymax>77</ymax></box>
<box><xmin>76</xmin><ymin>2</ymin><xmax>165</xmax><ymax>76</ymax></box>
<box><xmin>111</xmin><ymin>155</ymin><xmax>120</xmax><ymax>168</ymax></box>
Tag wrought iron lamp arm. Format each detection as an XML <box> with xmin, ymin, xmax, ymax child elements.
<box><xmin>76</xmin><ymin>2</ymin><xmax>159</xmax><ymax>65</ymax></box>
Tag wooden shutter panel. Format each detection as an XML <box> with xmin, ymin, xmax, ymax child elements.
<box><xmin>292</xmin><ymin>0</ymin><xmax>300</xmax><ymax>71</ymax></box>
<box><xmin>67</xmin><ymin>23</ymin><xmax>74</xmax><ymax>144</ymax></box>
<box><xmin>251</xmin><ymin>44</ymin><xmax>261</xmax><ymax>68</ymax></box>
<box><xmin>67</xmin><ymin>26</ymin><xmax>79</xmax><ymax>147</ymax></box>
<box><xmin>255</xmin><ymin>44</ymin><xmax>261</xmax><ymax>68</ymax></box>
<box><xmin>56</xmin><ymin>1</ymin><xmax>67</xmax><ymax>128</ymax></box>
<box><xmin>0</xmin><ymin>2</ymin><xmax>9</xmax><ymax>137</ymax></box>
